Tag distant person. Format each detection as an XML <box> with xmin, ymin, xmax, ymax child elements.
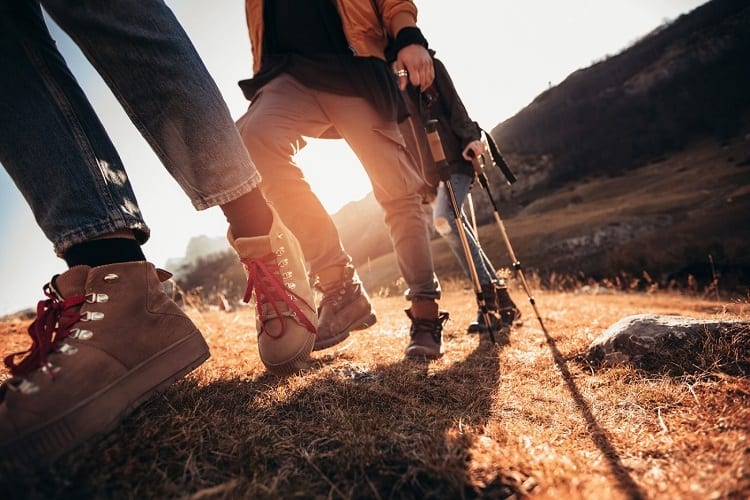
<box><xmin>397</xmin><ymin>54</ymin><xmax>521</xmax><ymax>334</ymax></box>
<box><xmin>235</xmin><ymin>0</ymin><xmax>451</xmax><ymax>359</ymax></box>
<box><xmin>0</xmin><ymin>0</ymin><xmax>315</xmax><ymax>467</ymax></box>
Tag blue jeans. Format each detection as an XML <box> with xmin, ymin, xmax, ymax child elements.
<box><xmin>0</xmin><ymin>0</ymin><xmax>261</xmax><ymax>256</ymax></box>
<box><xmin>433</xmin><ymin>173</ymin><xmax>496</xmax><ymax>286</ymax></box>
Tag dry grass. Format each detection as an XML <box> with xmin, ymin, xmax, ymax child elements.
<box><xmin>1</xmin><ymin>283</ymin><xmax>749</xmax><ymax>499</ymax></box>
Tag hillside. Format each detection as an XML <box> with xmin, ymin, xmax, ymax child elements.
<box><xmin>491</xmin><ymin>0</ymin><xmax>750</xmax><ymax>185</ymax></box>
<box><xmin>355</xmin><ymin>136</ymin><xmax>749</xmax><ymax>297</ymax></box>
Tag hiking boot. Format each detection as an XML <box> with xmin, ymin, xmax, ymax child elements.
<box><xmin>467</xmin><ymin>282</ymin><xmax>521</xmax><ymax>333</ymax></box>
<box><xmin>314</xmin><ymin>264</ymin><xmax>376</xmax><ymax>351</ymax></box>
<box><xmin>467</xmin><ymin>283</ymin><xmax>501</xmax><ymax>333</ymax></box>
<box><xmin>405</xmin><ymin>308</ymin><xmax>450</xmax><ymax>359</ymax></box>
<box><xmin>496</xmin><ymin>284</ymin><xmax>522</xmax><ymax>328</ymax></box>
<box><xmin>228</xmin><ymin>208</ymin><xmax>316</xmax><ymax>376</ymax></box>
<box><xmin>0</xmin><ymin>261</ymin><xmax>209</xmax><ymax>467</ymax></box>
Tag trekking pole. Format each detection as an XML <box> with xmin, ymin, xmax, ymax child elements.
<box><xmin>425</xmin><ymin>119</ymin><xmax>501</xmax><ymax>343</ymax></box>
<box><xmin>470</xmin><ymin>153</ymin><xmax>549</xmax><ymax>334</ymax></box>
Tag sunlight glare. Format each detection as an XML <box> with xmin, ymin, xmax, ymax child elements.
<box><xmin>294</xmin><ymin>139</ymin><xmax>373</xmax><ymax>214</ymax></box>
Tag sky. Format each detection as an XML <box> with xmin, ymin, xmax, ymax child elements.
<box><xmin>0</xmin><ymin>0</ymin><xmax>708</xmax><ymax>315</ymax></box>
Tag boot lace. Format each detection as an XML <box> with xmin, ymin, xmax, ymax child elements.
<box><xmin>410</xmin><ymin>311</ymin><xmax>450</xmax><ymax>343</ymax></box>
<box><xmin>4</xmin><ymin>284</ymin><xmax>85</xmax><ymax>377</ymax></box>
<box><xmin>241</xmin><ymin>254</ymin><xmax>315</xmax><ymax>339</ymax></box>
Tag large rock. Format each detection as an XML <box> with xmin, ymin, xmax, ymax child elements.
<box><xmin>587</xmin><ymin>314</ymin><xmax>750</xmax><ymax>374</ymax></box>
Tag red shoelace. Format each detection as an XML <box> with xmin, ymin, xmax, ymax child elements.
<box><xmin>241</xmin><ymin>254</ymin><xmax>316</xmax><ymax>339</ymax></box>
<box><xmin>4</xmin><ymin>284</ymin><xmax>85</xmax><ymax>377</ymax></box>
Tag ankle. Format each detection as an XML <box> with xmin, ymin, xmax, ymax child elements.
<box><xmin>410</xmin><ymin>299</ymin><xmax>439</xmax><ymax>319</ymax></box>
<box><xmin>221</xmin><ymin>190</ymin><xmax>273</xmax><ymax>238</ymax></box>
<box><xmin>316</xmin><ymin>263</ymin><xmax>355</xmax><ymax>290</ymax></box>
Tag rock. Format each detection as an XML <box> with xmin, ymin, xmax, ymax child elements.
<box><xmin>587</xmin><ymin>314</ymin><xmax>750</xmax><ymax>374</ymax></box>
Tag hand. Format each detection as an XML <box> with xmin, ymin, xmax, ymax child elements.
<box><xmin>462</xmin><ymin>140</ymin><xmax>485</xmax><ymax>161</ymax></box>
<box><xmin>395</xmin><ymin>44</ymin><xmax>434</xmax><ymax>91</ymax></box>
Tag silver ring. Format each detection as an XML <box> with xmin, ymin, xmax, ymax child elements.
<box><xmin>395</xmin><ymin>69</ymin><xmax>408</xmax><ymax>78</ymax></box>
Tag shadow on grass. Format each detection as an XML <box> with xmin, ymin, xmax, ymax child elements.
<box><xmin>2</xmin><ymin>335</ymin><xmax>519</xmax><ymax>499</ymax></box>
<box><xmin>534</xmin><ymin>313</ymin><xmax>647</xmax><ymax>500</ymax></box>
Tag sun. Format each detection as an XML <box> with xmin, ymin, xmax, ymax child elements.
<box><xmin>294</xmin><ymin>139</ymin><xmax>374</xmax><ymax>214</ymax></box>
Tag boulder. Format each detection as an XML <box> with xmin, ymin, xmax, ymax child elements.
<box><xmin>587</xmin><ymin>314</ymin><xmax>750</xmax><ymax>375</ymax></box>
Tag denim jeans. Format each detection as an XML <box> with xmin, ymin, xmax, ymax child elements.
<box><xmin>0</xmin><ymin>0</ymin><xmax>261</xmax><ymax>256</ymax></box>
<box><xmin>237</xmin><ymin>73</ymin><xmax>440</xmax><ymax>301</ymax></box>
<box><xmin>433</xmin><ymin>173</ymin><xmax>496</xmax><ymax>286</ymax></box>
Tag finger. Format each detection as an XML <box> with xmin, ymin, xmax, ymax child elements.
<box><xmin>399</xmin><ymin>75</ymin><xmax>408</xmax><ymax>91</ymax></box>
<box><xmin>423</xmin><ymin>64</ymin><xmax>435</xmax><ymax>89</ymax></box>
<box><xmin>394</xmin><ymin>67</ymin><xmax>409</xmax><ymax>91</ymax></box>
<box><xmin>409</xmin><ymin>71</ymin><xmax>421</xmax><ymax>90</ymax></box>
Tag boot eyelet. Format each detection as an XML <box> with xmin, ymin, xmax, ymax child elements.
<box><xmin>58</xmin><ymin>343</ymin><xmax>78</xmax><ymax>355</ymax></box>
<box><xmin>276</xmin><ymin>232</ymin><xmax>284</xmax><ymax>239</ymax></box>
<box><xmin>275</xmin><ymin>246</ymin><xmax>286</xmax><ymax>256</ymax></box>
<box><xmin>282</xmin><ymin>271</ymin><xmax>293</xmax><ymax>279</ymax></box>
<box><xmin>85</xmin><ymin>292</ymin><xmax>109</xmax><ymax>303</ymax></box>
<box><xmin>40</xmin><ymin>362</ymin><xmax>60</xmax><ymax>376</ymax></box>
<box><xmin>69</xmin><ymin>328</ymin><xmax>94</xmax><ymax>340</ymax></box>
<box><xmin>286</xmin><ymin>282</ymin><xmax>297</xmax><ymax>290</ymax></box>
<box><xmin>279</xmin><ymin>259</ymin><xmax>288</xmax><ymax>267</ymax></box>
<box><xmin>81</xmin><ymin>311</ymin><xmax>104</xmax><ymax>321</ymax></box>
<box><xmin>103</xmin><ymin>273</ymin><xmax>119</xmax><ymax>282</ymax></box>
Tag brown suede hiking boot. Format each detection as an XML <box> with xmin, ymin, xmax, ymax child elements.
<box><xmin>0</xmin><ymin>261</ymin><xmax>209</xmax><ymax>468</ymax></box>
<box><xmin>404</xmin><ymin>308</ymin><xmax>450</xmax><ymax>360</ymax></box>
<box><xmin>228</xmin><ymin>209</ymin><xmax>316</xmax><ymax>376</ymax></box>
<box><xmin>314</xmin><ymin>265</ymin><xmax>377</xmax><ymax>351</ymax></box>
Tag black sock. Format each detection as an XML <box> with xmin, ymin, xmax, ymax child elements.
<box><xmin>64</xmin><ymin>238</ymin><xmax>146</xmax><ymax>268</ymax></box>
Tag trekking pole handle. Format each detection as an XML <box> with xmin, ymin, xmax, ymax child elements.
<box><xmin>425</xmin><ymin>120</ymin><xmax>448</xmax><ymax>166</ymax></box>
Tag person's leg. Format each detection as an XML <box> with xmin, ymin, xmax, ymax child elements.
<box><xmin>236</xmin><ymin>74</ymin><xmax>374</xmax><ymax>350</ymax></box>
<box><xmin>0</xmin><ymin>1</ymin><xmax>150</xmax><ymax>255</ymax></box>
<box><xmin>433</xmin><ymin>177</ymin><xmax>522</xmax><ymax>333</ymax></box>
<box><xmin>0</xmin><ymin>1</ymin><xmax>210</xmax><ymax>470</ymax></box>
<box><xmin>432</xmin><ymin>175</ymin><xmax>496</xmax><ymax>286</ymax></box>
<box><xmin>236</xmin><ymin>74</ymin><xmax>350</xmax><ymax>274</ymax></box>
<box><xmin>41</xmin><ymin>0</ymin><xmax>313</xmax><ymax>374</ymax></box>
<box><xmin>0</xmin><ymin>1</ymin><xmax>301</xmax><ymax>469</ymax></box>
<box><xmin>317</xmin><ymin>90</ymin><xmax>447</xmax><ymax>358</ymax></box>
<box><xmin>41</xmin><ymin>0</ymin><xmax>263</xmax><ymax>213</ymax></box>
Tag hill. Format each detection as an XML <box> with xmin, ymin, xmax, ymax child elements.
<box><xmin>491</xmin><ymin>0</ymin><xmax>750</xmax><ymax>185</ymax></box>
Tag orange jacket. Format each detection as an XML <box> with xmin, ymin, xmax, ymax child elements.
<box><xmin>244</xmin><ymin>0</ymin><xmax>419</xmax><ymax>74</ymax></box>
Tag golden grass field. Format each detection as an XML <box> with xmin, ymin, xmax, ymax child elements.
<box><xmin>2</xmin><ymin>280</ymin><xmax>748</xmax><ymax>499</ymax></box>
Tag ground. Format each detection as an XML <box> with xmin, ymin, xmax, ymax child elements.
<box><xmin>1</xmin><ymin>283</ymin><xmax>748</xmax><ymax>499</ymax></box>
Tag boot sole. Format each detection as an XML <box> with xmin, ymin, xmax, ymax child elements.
<box><xmin>262</xmin><ymin>332</ymin><xmax>316</xmax><ymax>377</ymax></box>
<box><xmin>1</xmin><ymin>329</ymin><xmax>209</xmax><ymax>467</ymax></box>
<box><xmin>405</xmin><ymin>347</ymin><xmax>444</xmax><ymax>360</ymax></box>
<box><xmin>313</xmin><ymin>312</ymin><xmax>377</xmax><ymax>351</ymax></box>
